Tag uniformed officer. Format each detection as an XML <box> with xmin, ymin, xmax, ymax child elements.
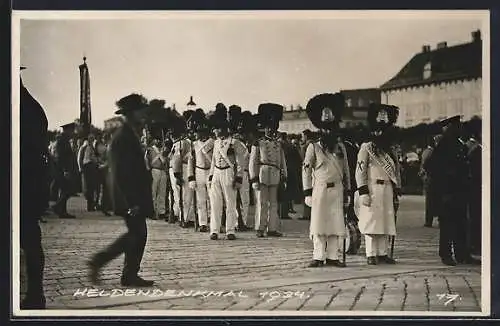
<box><xmin>355</xmin><ymin>103</ymin><xmax>401</xmax><ymax>265</ymax></box>
<box><xmin>188</xmin><ymin>109</ymin><xmax>214</xmax><ymax>232</ymax></box>
<box><xmin>208</xmin><ymin>103</ymin><xmax>247</xmax><ymax>240</ymax></box>
<box><xmin>424</xmin><ymin>115</ymin><xmax>481</xmax><ymax>266</ymax></box>
<box><xmin>249</xmin><ymin>103</ymin><xmax>287</xmax><ymax>238</ymax></box>
<box><xmin>169</xmin><ymin>114</ymin><xmax>195</xmax><ymax>228</ymax></box>
<box><xmin>52</xmin><ymin>122</ymin><xmax>78</xmax><ymax>219</ymax></box>
<box><xmin>303</xmin><ymin>93</ymin><xmax>351</xmax><ymax>268</ymax></box>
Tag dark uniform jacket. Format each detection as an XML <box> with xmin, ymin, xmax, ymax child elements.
<box><xmin>108</xmin><ymin>123</ymin><xmax>153</xmax><ymax>217</ymax></box>
<box><xmin>20</xmin><ymin>81</ymin><xmax>49</xmax><ymax>219</ymax></box>
<box><xmin>424</xmin><ymin>137</ymin><xmax>470</xmax><ymax>199</ymax></box>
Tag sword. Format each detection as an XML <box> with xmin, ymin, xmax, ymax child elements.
<box><xmin>390</xmin><ymin>195</ymin><xmax>399</xmax><ymax>259</ymax></box>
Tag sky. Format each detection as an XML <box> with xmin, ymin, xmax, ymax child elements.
<box><xmin>18</xmin><ymin>11</ymin><xmax>485</xmax><ymax>130</ymax></box>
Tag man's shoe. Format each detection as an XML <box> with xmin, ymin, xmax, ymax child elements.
<box><xmin>325</xmin><ymin>259</ymin><xmax>346</xmax><ymax>267</ymax></box>
<box><xmin>227</xmin><ymin>234</ymin><xmax>236</xmax><ymax>240</ymax></box>
<box><xmin>59</xmin><ymin>213</ymin><xmax>76</xmax><ymax>219</ymax></box>
<box><xmin>87</xmin><ymin>260</ymin><xmax>101</xmax><ymax>285</ymax></box>
<box><xmin>210</xmin><ymin>233</ymin><xmax>218</xmax><ymax>240</ymax></box>
<box><xmin>308</xmin><ymin>260</ymin><xmax>324</xmax><ymax>268</ymax></box>
<box><xmin>120</xmin><ymin>276</ymin><xmax>154</xmax><ymax>287</ymax></box>
<box><xmin>367</xmin><ymin>256</ymin><xmax>377</xmax><ymax>265</ymax></box>
<box><xmin>21</xmin><ymin>296</ymin><xmax>46</xmax><ymax>309</ymax></box>
<box><xmin>267</xmin><ymin>231</ymin><xmax>283</xmax><ymax>237</ymax></box>
<box><xmin>199</xmin><ymin>225</ymin><xmax>209</xmax><ymax>233</ymax></box>
<box><xmin>256</xmin><ymin>230</ymin><xmax>265</xmax><ymax>238</ymax></box>
<box><xmin>441</xmin><ymin>257</ymin><xmax>457</xmax><ymax>266</ymax></box>
<box><xmin>378</xmin><ymin>255</ymin><xmax>396</xmax><ymax>264</ymax></box>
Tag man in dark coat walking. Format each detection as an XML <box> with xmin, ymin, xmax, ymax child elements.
<box><xmin>20</xmin><ymin>68</ymin><xmax>48</xmax><ymax>309</ymax></box>
<box><xmin>88</xmin><ymin>94</ymin><xmax>155</xmax><ymax>287</ymax></box>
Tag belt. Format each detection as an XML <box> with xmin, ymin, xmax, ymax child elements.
<box><xmin>375</xmin><ymin>179</ymin><xmax>389</xmax><ymax>185</ymax></box>
<box><xmin>215</xmin><ymin>165</ymin><xmax>230</xmax><ymax>170</ymax></box>
<box><xmin>151</xmin><ymin>167</ymin><xmax>166</xmax><ymax>171</ymax></box>
<box><xmin>196</xmin><ymin>166</ymin><xmax>210</xmax><ymax>170</ymax></box>
<box><xmin>326</xmin><ymin>182</ymin><xmax>335</xmax><ymax>188</ymax></box>
<box><xmin>259</xmin><ymin>162</ymin><xmax>280</xmax><ymax>169</ymax></box>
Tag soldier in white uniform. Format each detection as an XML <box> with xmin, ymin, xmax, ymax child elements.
<box><xmin>249</xmin><ymin>103</ymin><xmax>287</xmax><ymax>238</ymax></box>
<box><xmin>208</xmin><ymin>103</ymin><xmax>247</xmax><ymax>240</ymax></box>
<box><xmin>303</xmin><ymin>93</ymin><xmax>351</xmax><ymax>268</ymax></box>
<box><xmin>188</xmin><ymin>109</ymin><xmax>214</xmax><ymax>232</ymax></box>
<box><xmin>355</xmin><ymin>104</ymin><xmax>401</xmax><ymax>265</ymax></box>
<box><xmin>169</xmin><ymin>114</ymin><xmax>195</xmax><ymax>228</ymax></box>
<box><xmin>227</xmin><ymin>106</ymin><xmax>252</xmax><ymax>232</ymax></box>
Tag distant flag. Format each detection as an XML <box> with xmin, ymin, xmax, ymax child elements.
<box><xmin>79</xmin><ymin>56</ymin><xmax>92</xmax><ymax>135</ymax></box>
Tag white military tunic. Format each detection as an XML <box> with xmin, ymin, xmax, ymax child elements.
<box><xmin>354</xmin><ymin>142</ymin><xmax>401</xmax><ymax>236</ymax></box>
<box><xmin>303</xmin><ymin>141</ymin><xmax>350</xmax><ymax>239</ymax></box>
<box><xmin>188</xmin><ymin>138</ymin><xmax>214</xmax><ymax>226</ymax></box>
<box><xmin>169</xmin><ymin>137</ymin><xmax>194</xmax><ymax>222</ymax></box>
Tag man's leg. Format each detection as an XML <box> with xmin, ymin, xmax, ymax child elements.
<box><xmin>311</xmin><ymin>235</ymin><xmax>326</xmax><ymax>265</ymax></box>
<box><xmin>255</xmin><ymin>186</ymin><xmax>269</xmax><ymax>233</ymax></box>
<box><xmin>209</xmin><ymin>174</ymin><xmax>224</xmax><ymax>237</ymax></box>
<box><xmin>268</xmin><ymin>185</ymin><xmax>281</xmax><ymax>234</ymax></box>
<box><xmin>197</xmin><ymin>180</ymin><xmax>209</xmax><ymax>228</ymax></box>
<box><xmin>169</xmin><ymin>168</ymin><xmax>180</xmax><ymax>218</ymax></box>
<box><xmin>223</xmin><ymin>183</ymin><xmax>238</xmax><ymax>237</ymax></box>
<box><xmin>157</xmin><ymin>170</ymin><xmax>168</xmax><ymax>217</ymax></box>
<box><xmin>424</xmin><ymin>184</ymin><xmax>433</xmax><ymax>226</ymax></box>
<box><xmin>240</xmin><ymin>173</ymin><xmax>250</xmax><ymax>227</ymax></box>
<box><xmin>122</xmin><ymin>215</ymin><xmax>148</xmax><ymax>282</ymax></box>
<box><xmin>20</xmin><ymin>219</ymin><xmax>45</xmax><ymax>309</ymax></box>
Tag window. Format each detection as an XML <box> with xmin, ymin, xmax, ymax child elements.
<box><xmin>423</xmin><ymin>62</ymin><xmax>432</xmax><ymax>79</ymax></box>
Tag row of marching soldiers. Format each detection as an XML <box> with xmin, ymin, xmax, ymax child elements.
<box><xmin>143</xmin><ymin>102</ymin><xmax>288</xmax><ymax>240</ymax></box>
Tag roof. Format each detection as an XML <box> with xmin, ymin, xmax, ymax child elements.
<box><xmin>380</xmin><ymin>39</ymin><xmax>482</xmax><ymax>91</ymax></box>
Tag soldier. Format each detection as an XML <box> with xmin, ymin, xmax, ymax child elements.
<box><xmin>249</xmin><ymin>103</ymin><xmax>287</xmax><ymax>238</ymax></box>
<box><xmin>145</xmin><ymin>137</ymin><xmax>169</xmax><ymax>220</ymax></box>
<box><xmin>424</xmin><ymin>116</ymin><xmax>481</xmax><ymax>266</ymax></box>
<box><xmin>169</xmin><ymin>114</ymin><xmax>195</xmax><ymax>228</ymax></box>
<box><xmin>188</xmin><ymin>109</ymin><xmax>214</xmax><ymax>232</ymax></box>
<box><xmin>302</xmin><ymin>93</ymin><xmax>351</xmax><ymax>268</ymax></box>
<box><xmin>52</xmin><ymin>122</ymin><xmax>78</xmax><ymax>219</ymax></box>
<box><xmin>77</xmin><ymin>133</ymin><xmax>99</xmax><ymax>212</ymax></box>
<box><xmin>355</xmin><ymin>103</ymin><xmax>401</xmax><ymax>265</ymax></box>
<box><xmin>208</xmin><ymin>104</ymin><xmax>247</xmax><ymax>240</ymax></box>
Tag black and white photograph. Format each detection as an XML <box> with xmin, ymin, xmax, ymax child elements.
<box><xmin>12</xmin><ymin>10</ymin><xmax>490</xmax><ymax>316</ymax></box>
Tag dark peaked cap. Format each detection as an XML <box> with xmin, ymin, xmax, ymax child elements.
<box><xmin>306</xmin><ymin>93</ymin><xmax>344</xmax><ymax>130</ymax></box>
<box><xmin>115</xmin><ymin>93</ymin><xmax>148</xmax><ymax>115</ymax></box>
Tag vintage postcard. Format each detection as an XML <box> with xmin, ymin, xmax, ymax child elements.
<box><xmin>11</xmin><ymin>10</ymin><xmax>490</xmax><ymax>317</ymax></box>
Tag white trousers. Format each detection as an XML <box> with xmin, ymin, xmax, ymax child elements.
<box><xmin>195</xmin><ymin>168</ymin><xmax>210</xmax><ymax>226</ymax></box>
<box><xmin>313</xmin><ymin>235</ymin><xmax>341</xmax><ymax>260</ymax></box>
<box><xmin>151</xmin><ymin>169</ymin><xmax>167</xmax><ymax>215</ymax></box>
<box><xmin>169</xmin><ymin>167</ymin><xmax>194</xmax><ymax>222</ymax></box>
<box><xmin>364</xmin><ymin>234</ymin><xmax>389</xmax><ymax>257</ymax></box>
<box><xmin>255</xmin><ymin>185</ymin><xmax>279</xmax><ymax>232</ymax></box>
<box><xmin>238</xmin><ymin>172</ymin><xmax>250</xmax><ymax>226</ymax></box>
<box><xmin>209</xmin><ymin>168</ymin><xmax>237</xmax><ymax>235</ymax></box>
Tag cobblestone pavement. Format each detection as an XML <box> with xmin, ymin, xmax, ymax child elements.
<box><xmin>18</xmin><ymin>195</ymin><xmax>482</xmax><ymax>313</ymax></box>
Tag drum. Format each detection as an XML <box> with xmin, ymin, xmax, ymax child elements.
<box><xmin>345</xmin><ymin>220</ymin><xmax>362</xmax><ymax>255</ymax></box>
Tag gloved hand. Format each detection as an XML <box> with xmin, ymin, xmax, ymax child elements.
<box><xmin>252</xmin><ymin>182</ymin><xmax>260</xmax><ymax>191</ymax></box>
<box><xmin>305</xmin><ymin>196</ymin><xmax>312</xmax><ymax>207</ymax></box>
<box><xmin>188</xmin><ymin>181</ymin><xmax>197</xmax><ymax>190</ymax></box>
<box><xmin>360</xmin><ymin>194</ymin><xmax>371</xmax><ymax>207</ymax></box>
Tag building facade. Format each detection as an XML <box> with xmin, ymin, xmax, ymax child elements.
<box><xmin>103</xmin><ymin>116</ymin><xmax>124</xmax><ymax>131</ymax></box>
<box><xmin>279</xmin><ymin>88</ymin><xmax>380</xmax><ymax>134</ymax></box>
<box><xmin>380</xmin><ymin>30</ymin><xmax>482</xmax><ymax>128</ymax></box>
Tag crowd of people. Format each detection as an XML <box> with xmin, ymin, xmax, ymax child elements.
<box><xmin>20</xmin><ymin>74</ymin><xmax>482</xmax><ymax>309</ymax></box>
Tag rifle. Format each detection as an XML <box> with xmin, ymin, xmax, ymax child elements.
<box><xmin>178</xmin><ymin>139</ymin><xmax>185</xmax><ymax>227</ymax></box>
<box><xmin>191</xmin><ymin>138</ymin><xmax>199</xmax><ymax>231</ymax></box>
<box><xmin>390</xmin><ymin>195</ymin><xmax>399</xmax><ymax>259</ymax></box>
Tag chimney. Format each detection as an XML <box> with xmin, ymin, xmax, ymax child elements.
<box><xmin>472</xmin><ymin>30</ymin><xmax>481</xmax><ymax>42</ymax></box>
<box><xmin>437</xmin><ymin>42</ymin><xmax>447</xmax><ymax>49</ymax></box>
<box><xmin>422</xmin><ymin>45</ymin><xmax>431</xmax><ymax>53</ymax></box>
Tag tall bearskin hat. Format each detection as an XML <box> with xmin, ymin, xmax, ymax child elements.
<box><xmin>367</xmin><ymin>103</ymin><xmax>399</xmax><ymax>131</ymax></box>
<box><xmin>257</xmin><ymin>103</ymin><xmax>284</xmax><ymax>130</ymax></box>
<box><xmin>238</xmin><ymin>110</ymin><xmax>255</xmax><ymax>134</ymax></box>
<box><xmin>305</xmin><ymin>93</ymin><xmax>344</xmax><ymax>130</ymax></box>
<box><xmin>209</xmin><ymin>103</ymin><xmax>229</xmax><ymax>130</ymax></box>
<box><xmin>228</xmin><ymin>105</ymin><xmax>242</xmax><ymax>133</ymax></box>
<box><xmin>190</xmin><ymin>108</ymin><xmax>209</xmax><ymax>132</ymax></box>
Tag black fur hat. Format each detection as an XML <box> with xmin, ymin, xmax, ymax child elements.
<box><xmin>305</xmin><ymin>93</ymin><xmax>344</xmax><ymax>130</ymax></box>
<box><xmin>210</xmin><ymin>103</ymin><xmax>229</xmax><ymax>130</ymax></box>
<box><xmin>367</xmin><ymin>103</ymin><xmax>399</xmax><ymax>130</ymax></box>
<box><xmin>257</xmin><ymin>103</ymin><xmax>284</xmax><ymax>130</ymax></box>
<box><xmin>228</xmin><ymin>105</ymin><xmax>242</xmax><ymax>133</ymax></box>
